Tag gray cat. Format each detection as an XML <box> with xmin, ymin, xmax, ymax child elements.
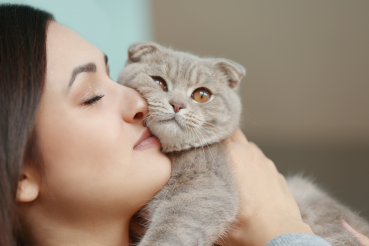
<box><xmin>118</xmin><ymin>42</ymin><xmax>369</xmax><ymax>246</ymax></box>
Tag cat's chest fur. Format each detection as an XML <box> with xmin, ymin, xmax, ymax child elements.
<box><xmin>146</xmin><ymin>142</ymin><xmax>238</xmax><ymax>219</ymax></box>
<box><xmin>167</xmin><ymin>142</ymin><xmax>230</xmax><ymax>185</ymax></box>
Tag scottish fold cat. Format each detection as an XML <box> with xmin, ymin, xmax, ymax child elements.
<box><xmin>118</xmin><ymin>42</ymin><xmax>369</xmax><ymax>246</ymax></box>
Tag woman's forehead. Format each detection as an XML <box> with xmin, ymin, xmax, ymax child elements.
<box><xmin>47</xmin><ymin>22</ymin><xmax>102</xmax><ymax>64</ymax></box>
<box><xmin>46</xmin><ymin>22</ymin><xmax>104</xmax><ymax>87</ymax></box>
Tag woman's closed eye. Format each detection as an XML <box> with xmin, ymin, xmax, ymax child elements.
<box><xmin>83</xmin><ymin>94</ymin><xmax>104</xmax><ymax>106</ymax></box>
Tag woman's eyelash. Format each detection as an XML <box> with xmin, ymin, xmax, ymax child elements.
<box><xmin>83</xmin><ymin>95</ymin><xmax>104</xmax><ymax>105</ymax></box>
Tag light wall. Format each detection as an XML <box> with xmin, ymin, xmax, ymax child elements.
<box><xmin>1</xmin><ymin>0</ymin><xmax>152</xmax><ymax>80</ymax></box>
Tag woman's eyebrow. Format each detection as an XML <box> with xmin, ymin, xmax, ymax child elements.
<box><xmin>68</xmin><ymin>62</ymin><xmax>96</xmax><ymax>88</ymax></box>
<box><xmin>104</xmin><ymin>54</ymin><xmax>108</xmax><ymax>64</ymax></box>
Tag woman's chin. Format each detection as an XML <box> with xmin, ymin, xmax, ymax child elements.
<box><xmin>135</xmin><ymin>147</ymin><xmax>171</xmax><ymax>187</ymax></box>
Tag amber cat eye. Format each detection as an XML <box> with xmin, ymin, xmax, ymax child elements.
<box><xmin>192</xmin><ymin>88</ymin><xmax>211</xmax><ymax>103</ymax></box>
<box><xmin>151</xmin><ymin>76</ymin><xmax>168</xmax><ymax>92</ymax></box>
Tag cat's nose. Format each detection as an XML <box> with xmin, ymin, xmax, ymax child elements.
<box><xmin>171</xmin><ymin>102</ymin><xmax>185</xmax><ymax>113</ymax></box>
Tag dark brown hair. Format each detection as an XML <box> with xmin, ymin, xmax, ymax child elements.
<box><xmin>0</xmin><ymin>4</ymin><xmax>53</xmax><ymax>246</ymax></box>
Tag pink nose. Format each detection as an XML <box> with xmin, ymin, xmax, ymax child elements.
<box><xmin>171</xmin><ymin>102</ymin><xmax>184</xmax><ymax>113</ymax></box>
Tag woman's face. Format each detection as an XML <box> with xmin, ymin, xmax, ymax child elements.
<box><xmin>35</xmin><ymin>22</ymin><xmax>171</xmax><ymax>221</ymax></box>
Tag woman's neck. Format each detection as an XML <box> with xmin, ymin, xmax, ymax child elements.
<box><xmin>20</xmin><ymin>203</ymin><xmax>132</xmax><ymax>246</ymax></box>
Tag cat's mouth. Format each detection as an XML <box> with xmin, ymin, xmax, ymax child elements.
<box><xmin>160</xmin><ymin>117</ymin><xmax>185</xmax><ymax>130</ymax></box>
<box><xmin>161</xmin><ymin>117</ymin><xmax>178</xmax><ymax>124</ymax></box>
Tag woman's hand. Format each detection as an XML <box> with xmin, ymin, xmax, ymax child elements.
<box><xmin>218</xmin><ymin>128</ymin><xmax>314</xmax><ymax>246</ymax></box>
<box><xmin>342</xmin><ymin>219</ymin><xmax>369</xmax><ymax>246</ymax></box>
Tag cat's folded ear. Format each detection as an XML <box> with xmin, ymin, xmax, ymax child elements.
<box><xmin>212</xmin><ymin>59</ymin><xmax>246</xmax><ymax>90</ymax></box>
<box><xmin>128</xmin><ymin>42</ymin><xmax>161</xmax><ymax>63</ymax></box>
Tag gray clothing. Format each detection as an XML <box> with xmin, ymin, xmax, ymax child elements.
<box><xmin>266</xmin><ymin>233</ymin><xmax>332</xmax><ymax>246</ymax></box>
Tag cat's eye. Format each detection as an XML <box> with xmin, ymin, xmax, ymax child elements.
<box><xmin>151</xmin><ymin>76</ymin><xmax>168</xmax><ymax>92</ymax></box>
<box><xmin>192</xmin><ymin>88</ymin><xmax>211</xmax><ymax>103</ymax></box>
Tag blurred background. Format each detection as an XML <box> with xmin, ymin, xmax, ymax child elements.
<box><xmin>152</xmin><ymin>0</ymin><xmax>369</xmax><ymax>220</ymax></box>
<box><xmin>3</xmin><ymin>0</ymin><xmax>369</xmax><ymax>219</ymax></box>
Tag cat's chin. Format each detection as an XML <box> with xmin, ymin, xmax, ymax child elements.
<box><xmin>148</xmin><ymin>121</ymin><xmax>229</xmax><ymax>153</ymax></box>
<box><xmin>153</xmin><ymin>131</ymin><xmax>201</xmax><ymax>153</ymax></box>
<box><xmin>158</xmin><ymin>137</ymin><xmax>219</xmax><ymax>153</ymax></box>
<box><xmin>160</xmin><ymin>138</ymin><xmax>224</xmax><ymax>153</ymax></box>
<box><xmin>148</xmin><ymin>120</ymin><xmax>185</xmax><ymax>139</ymax></box>
<box><xmin>160</xmin><ymin>142</ymin><xmax>192</xmax><ymax>153</ymax></box>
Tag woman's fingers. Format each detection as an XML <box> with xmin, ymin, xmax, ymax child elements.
<box><xmin>222</xmin><ymin>129</ymin><xmax>314</xmax><ymax>246</ymax></box>
<box><xmin>341</xmin><ymin>219</ymin><xmax>369</xmax><ymax>246</ymax></box>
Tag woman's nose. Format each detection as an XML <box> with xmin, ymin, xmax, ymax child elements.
<box><xmin>121</xmin><ymin>86</ymin><xmax>148</xmax><ymax>124</ymax></box>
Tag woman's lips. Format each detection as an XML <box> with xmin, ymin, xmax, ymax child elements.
<box><xmin>134</xmin><ymin>129</ymin><xmax>160</xmax><ymax>150</ymax></box>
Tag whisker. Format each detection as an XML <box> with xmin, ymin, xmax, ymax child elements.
<box><xmin>145</xmin><ymin>116</ymin><xmax>158</xmax><ymax>128</ymax></box>
<box><xmin>198</xmin><ymin>125</ymin><xmax>224</xmax><ymax>148</ymax></box>
<box><xmin>203</xmin><ymin>121</ymin><xmax>235</xmax><ymax>141</ymax></box>
<box><xmin>189</xmin><ymin>128</ymin><xmax>197</xmax><ymax>155</ymax></box>
<box><xmin>184</xmin><ymin>124</ymin><xmax>194</xmax><ymax>151</ymax></box>
<box><xmin>194</xmin><ymin>127</ymin><xmax>215</xmax><ymax>163</ymax></box>
<box><xmin>139</xmin><ymin>114</ymin><xmax>152</xmax><ymax>124</ymax></box>
<box><xmin>192</xmin><ymin>127</ymin><xmax>206</xmax><ymax>164</ymax></box>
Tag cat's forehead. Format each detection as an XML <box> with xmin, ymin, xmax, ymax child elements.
<box><xmin>144</xmin><ymin>50</ymin><xmax>218</xmax><ymax>87</ymax></box>
<box><xmin>150</xmin><ymin>50</ymin><xmax>202</xmax><ymax>68</ymax></box>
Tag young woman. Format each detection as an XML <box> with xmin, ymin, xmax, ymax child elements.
<box><xmin>1</xmin><ymin>4</ymin><xmax>366</xmax><ymax>246</ymax></box>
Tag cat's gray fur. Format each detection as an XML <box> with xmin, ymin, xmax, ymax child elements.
<box><xmin>119</xmin><ymin>42</ymin><xmax>242</xmax><ymax>246</ymax></box>
<box><xmin>288</xmin><ymin>176</ymin><xmax>369</xmax><ymax>245</ymax></box>
<box><xmin>118</xmin><ymin>42</ymin><xmax>369</xmax><ymax>246</ymax></box>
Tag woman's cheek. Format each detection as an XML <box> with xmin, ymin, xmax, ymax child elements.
<box><xmin>37</xmin><ymin>95</ymin><xmax>171</xmax><ymax>213</ymax></box>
